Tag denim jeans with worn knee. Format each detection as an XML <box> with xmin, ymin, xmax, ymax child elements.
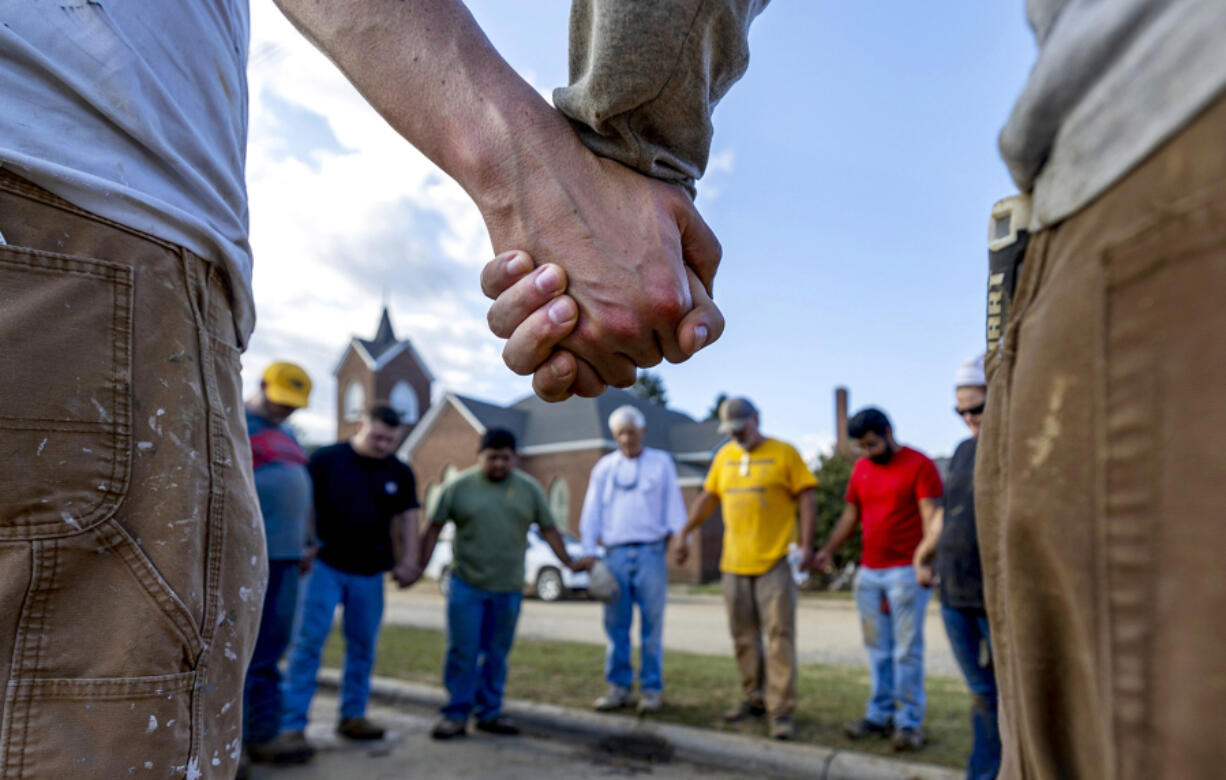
<box><xmin>854</xmin><ymin>564</ymin><xmax>931</xmax><ymax>730</ymax></box>
<box><xmin>442</xmin><ymin>574</ymin><xmax>523</xmax><ymax>722</ymax></box>
<box><xmin>602</xmin><ymin>539</ymin><xmax>669</xmax><ymax>693</ymax></box>
<box><xmin>281</xmin><ymin>559</ymin><xmax>385</xmax><ymax>731</ymax></box>
<box><xmin>941</xmin><ymin>604</ymin><xmax>1000</xmax><ymax>780</ymax></box>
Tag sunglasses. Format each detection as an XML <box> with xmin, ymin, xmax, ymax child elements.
<box><xmin>955</xmin><ymin>402</ymin><xmax>986</xmax><ymax>417</ymax></box>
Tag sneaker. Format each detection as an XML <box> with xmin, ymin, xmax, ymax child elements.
<box><xmin>843</xmin><ymin>718</ymin><xmax>893</xmax><ymax>740</ymax></box>
<box><xmin>431</xmin><ymin>717</ymin><xmax>467</xmax><ymax>740</ymax></box>
<box><xmin>769</xmin><ymin>714</ymin><xmax>795</xmax><ymax>740</ymax></box>
<box><xmin>722</xmin><ymin>701</ymin><xmax>767</xmax><ymax>722</ymax></box>
<box><xmin>475</xmin><ymin>716</ymin><xmax>521</xmax><ymax>736</ymax></box>
<box><xmin>593</xmin><ymin>685</ymin><xmax>636</xmax><ymax>711</ymax></box>
<box><xmin>892</xmin><ymin>726</ymin><xmax>925</xmax><ymax>751</ymax></box>
<box><xmin>246</xmin><ymin>731</ymin><xmax>315</xmax><ymax>764</ymax></box>
<box><xmin>337</xmin><ymin>717</ymin><xmax>385</xmax><ymax>741</ymax></box>
<box><xmin>637</xmin><ymin>691</ymin><xmax>663</xmax><ymax>714</ymax></box>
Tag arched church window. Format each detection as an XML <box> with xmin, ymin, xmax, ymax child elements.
<box><xmin>390</xmin><ymin>380</ymin><xmax>419</xmax><ymax>424</ymax></box>
<box><xmin>343</xmin><ymin>380</ymin><xmax>366</xmax><ymax>422</ymax></box>
<box><xmin>549</xmin><ymin>477</ymin><xmax>570</xmax><ymax>529</ymax></box>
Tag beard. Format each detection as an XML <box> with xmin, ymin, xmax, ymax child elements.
<box><xmin>869</xmin><ymin>444</ymin><xmax>895</xmax><ymax>465</ymax></box>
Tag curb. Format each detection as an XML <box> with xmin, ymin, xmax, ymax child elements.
<box><xmin>317</xmin><ymin>670</ymin><xmax>958</xmax><ymax>780</ymax></box>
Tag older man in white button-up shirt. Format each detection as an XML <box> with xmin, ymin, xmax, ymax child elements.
<box><xmin>579</xmin><ymin>405</ymin><xmax>686</xmax><ymax>714</ymax></box>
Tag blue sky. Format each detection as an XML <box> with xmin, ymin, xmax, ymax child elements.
<box><xmin>241</xmin><ymin>2</ymin><xmax>1037</xmax><ymax>459</ymax></box>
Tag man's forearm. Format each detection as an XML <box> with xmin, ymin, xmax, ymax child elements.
<box><xmin>541</xmin><ymin>527</ymin><xmax>575</xmax><ymax>568</ymax></box>
<box><xmin>418</xmin><ymin>523</ymin><xmax>442</xmax><ymax>569</ymax></box>
<box><xmin>820</xmin><ymin>508</ymin><xmax>858</xmax><ymax>555</ymax></box>
<box><xmin>273</xmin><ymin>0</ymin><xmax>560</xmax><ymax>206</ymax></box>
<box><xmin>681</xmin><ymin>491</ymin><xmax>720</xmax><ymax>537</ymax></box>
<box><xmin>398</xmin><ymin>509</ymin><xmax>421</xmax><ymax>567</ymax></box>
<box><xmin>797</xmin><ymin>489</ymin><xmax>816</xmax><ymax>551</ymax></box>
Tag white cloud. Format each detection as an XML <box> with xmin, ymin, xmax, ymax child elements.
<box><xmin>798</xmin><ymin>432</ymin><xmax>836</xmax><ymax>465</ymax></box>
<box><xmin>240</xmin><ymin>5</ymin><xmax>531</xmax><ymax>444</ymax></box>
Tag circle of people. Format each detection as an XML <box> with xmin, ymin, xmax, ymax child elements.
<box><xmin>241</xmin><ymin>354</ymin><xmax>997</xmax><ymax>777</ymax></box>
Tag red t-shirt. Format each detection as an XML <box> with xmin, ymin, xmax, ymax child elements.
<box><xmin>844</xmin><ymin>446</ymin><xmax>943</xmax><ymax>569</ymax></box>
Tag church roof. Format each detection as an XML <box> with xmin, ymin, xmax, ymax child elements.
<box><xmin>402</xmin><ymin>386</ymin><xmax>724</xmax><ymax>459</ymax></box>
<box><xmin>334</xmin><ymin>306</ymin><xmax>435</xmax><ymax>382</ymax></box>
<box><xmin>357</xmin><ymin>307</ymin><xmax>400</xmax><ymax>362</ymax></box>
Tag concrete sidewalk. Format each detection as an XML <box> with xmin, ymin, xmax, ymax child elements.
<box><xmin>315</xmin><ymin>670</ymin><xmax>960</xmax><ymax>780</ymax></box>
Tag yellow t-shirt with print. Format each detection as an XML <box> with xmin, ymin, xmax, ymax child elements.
<box><xmin>704</xmin><ymin>438</ymin><xmax>818</xmax><ymax>576</ymax></box>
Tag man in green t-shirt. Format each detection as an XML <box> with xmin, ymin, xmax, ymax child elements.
<box><xmin>420</xmin><ymin>428</ymin><xmax>588</xmax><ymax>739</ymax></box>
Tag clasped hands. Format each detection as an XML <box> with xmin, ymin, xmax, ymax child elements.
<box><xmin>478</xmin><ymin>153</ymin><xmax>726</xmax><ymax>401</ymax></box>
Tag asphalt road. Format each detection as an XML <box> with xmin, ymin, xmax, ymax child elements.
<box><xmin>383</xmin><ymin>584</ymin><xmax>960</xmax><ymax>678</ymax></box>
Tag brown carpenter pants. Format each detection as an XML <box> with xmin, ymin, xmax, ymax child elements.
<box><xmin>722</xmin><ymin>556</ymin><xmax>797</xmax><ymax>717</ymax></box>
<box><xmin>977</xmin><ymin>93</ymin><xmax>1226</xmax><ymax>779</ymax></box>
<box><xmin>0</xmin><ymin>169</ymin><xmax>265</xmax><ymax>778</ymax></box>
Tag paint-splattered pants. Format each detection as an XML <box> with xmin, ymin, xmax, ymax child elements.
<box><xmin>722</xmin><ymin>556</ymin><xmax>796</xmax><ymax>718</ymax></box>
<box><xmin>976</xmin><ymin>93</ymin><xmax>1226</xmax><ymax>779</ymax></box>
<box><xmin>0</xmin><ymin>169</ymin><xmax>265</xmax><ymax>778</ymax></box>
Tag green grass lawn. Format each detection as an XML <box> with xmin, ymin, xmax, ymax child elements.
<box><xmin>323</xmin><ymin>624</ymin><xmax>972</xmax><ymax>769</ymax></box>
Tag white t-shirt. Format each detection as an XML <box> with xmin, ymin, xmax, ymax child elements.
<box><xmin>0</xmin><ymin>0</ymin><xmax>254</xmax><ymax>344</ymax></box>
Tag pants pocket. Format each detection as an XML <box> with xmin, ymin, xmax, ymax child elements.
<box><xmin>4</xmin><ymin>673</ymin><xmax>201</xmax><ymax>778</ymax></box>
<box><xmin>0</xmin><ymin>244</ymin><xmax>132</xmax><ymax>539</ymax></box>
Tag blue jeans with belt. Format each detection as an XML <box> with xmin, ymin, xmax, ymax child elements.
<box><xmin>854</xmin><ymin>564</ymin><xmax>932</xmax><ymax>730</ymax></box>
<box><xmin>602</xmin><ymin>539</ymin><xmax>669</xmax><ymax>693</ymax></box>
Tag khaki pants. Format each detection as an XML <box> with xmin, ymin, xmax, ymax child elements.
<box><xmin>977</xmin><ymin>93</ymin><xmax>1226</xmax><ymax>779</ymax></box>
<box><xmin>0</xmin><ymin>170</ymin><xmax>265</xmax><ymax>778</ymax></box>
<box><xmin>722</xmin><ymin>556</ymin><xmax>796</xmax><ymax>717</ymax></box>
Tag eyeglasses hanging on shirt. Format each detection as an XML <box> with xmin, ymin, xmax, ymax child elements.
<box><xmin>613</xmin><ymin>456</ymin><xmax>640</xmax><ymax>490</ymax></box>
<box><xmin>739</xmin><ymin>452</ymin><xmax>751</xmax><ymax>477</ymax></box>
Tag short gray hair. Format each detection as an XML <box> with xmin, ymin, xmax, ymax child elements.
<box><xmin>608</xmin><ymin>405</ymin><xmax>646</xmax><ymax>433</ymax></box>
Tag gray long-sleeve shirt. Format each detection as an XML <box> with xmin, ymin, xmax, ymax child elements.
<box><xmin>557</xmin><ymin>1</ymin><xmax>1226</xmax><ymax>229</ymax></box>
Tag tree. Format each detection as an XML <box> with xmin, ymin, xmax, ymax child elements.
<box><xmin>705</xmin><ymin>392</ymin><xmax>728</xmax><ymax>421</ymax></box>
<box><xmin>812</xmin><ymin>452</ymin><xmax>860</xmax><ymax>581</ymax></box>
<box><xmin>630</xmin><ymin>371</ymin><xmax>668</xmax><ymax>406</ymax></box>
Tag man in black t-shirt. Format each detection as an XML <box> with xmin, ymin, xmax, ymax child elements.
<box><xmin>914</xmin><ymin>356</ymin><xmax>999</xmax><ymax>779</ymax></box>
<box><xmin>279</xmin><ymin>404</ymin><xmax>421</xmax><ymax>751</ymax></box>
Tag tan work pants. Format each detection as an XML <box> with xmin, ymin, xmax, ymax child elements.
<box><xmin>722</xmin><ymin>556</ymin><xmax>797</xmax><ymax>717</ymax></box>
<box><xmin>0</xmin><ymin>170</ymin><xmax>265</xmax><ymax>778</ymax></box>
<box><xmin>977</xmin><ymin>94</ymin><xmax>1226</xmax><ymax>779</ymax></box>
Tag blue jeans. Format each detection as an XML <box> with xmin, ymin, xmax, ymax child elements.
<box><xmin>602</xmin><ymin>540</ymin><xmax>669</xmax><ymax>693</ymax></box>
<box><xmin>442</xmin><ymin>575</ymin><xmax>523</xmax><ymax>722</ymax></box>
<box><xmin>854</xmin><ymin>565</ymin><xmax>931</xmax><ymax>730</ymax></box>
<box><xmin>243</xmin><ymin>560</ymin><xmax>301</xmax><ymax>744</ymax></box>
<box><xmin>281</xmin><ymin>559</ymin><xmax>385</xmax><ymax>731</ymax></box>
<box><xmin>942</xmin><ymin>604</ymin><xmax>1001</xmax><ymax>780</ymax></box>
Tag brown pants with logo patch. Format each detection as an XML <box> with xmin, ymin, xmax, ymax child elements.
<box><xmin>977</xmin><ymin>94</ymin><xmax>1226</xmax><ymax>779</ymax></box>
<box><xmin>0</xmin><ymin>169</ymin><xmax>265</xmax><ymax>778</ymax></box>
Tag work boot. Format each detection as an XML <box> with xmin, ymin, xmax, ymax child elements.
<box><xmin>246</xmin><ymin>731</ymin><xmax>315</xmax><ymax>764</ymax></box>
<box><xmin>843</xmin><ymin>718</ymin><xmax>892</xmax><ymax>740</ymax></box>
<box><xmin>769</xmin><ymin>714</ymin><xmax>795</xmax><ymax>740</ymax></box>
<box><xmin>475</xmin><ymin>716</ymin><xmax>521</xmax><ymax>736</ymax></box>
<box><xmin>593</xmin><ymin>685</ymin><xmax>636</xmax><ymax>711</ymax></box>
<box><xmin>722</xmin><ymin>701</ymin><xmax>766</xmax><ymax>722</ymax></box>
<box><xmin>337</xmin><ymin>717</ymin><xmax>385</xmax><ymax>741</ymax></box>
<box><xmin>431</xmin><ymin>717</ymin><xmax>468</xmax><ymax>740</ymax></box>
<box><xmin>892</xmin><ymin>726</ymin><xmax>925</xmax><ymax>751</ymax></box>
<box><xmin>637</xmin><ymin>690</ymin><xmax>663</xmax><ymax>714</ymax></box>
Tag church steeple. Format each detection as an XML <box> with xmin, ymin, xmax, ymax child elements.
<box><xmin>372</xmin><ymin>306</ymin><xmax>396</xmax><ymax>348</ymax></box>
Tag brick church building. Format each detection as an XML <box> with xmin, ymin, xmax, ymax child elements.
<box><xmin>333</xmin><ymin>308</ymin><xmax>728</xmax><ymax>583</ymax></box>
